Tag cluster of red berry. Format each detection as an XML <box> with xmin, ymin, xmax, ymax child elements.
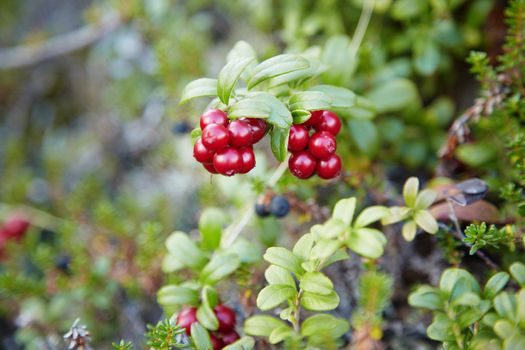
<box><xmin>0</xmin><ymin>215</ymin><xmax>30</xmax><ymax>259</ymax></box>
<box><xmin>287</xmin><ymin>110</ymin><xmax>342</xmax><ymax>179</ymax></box>
<box><xmin>193</xmin><ymin>109</ymin><xmax>267</xmax><ymax>176</ymax></box>
<box><xmin>177</xmin><ymin>305</ymin><xmax>239</xmax><ymax>350</ymax></box>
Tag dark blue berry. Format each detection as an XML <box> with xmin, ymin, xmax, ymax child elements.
<box><xmin>172</xmin><ymin>121</ymin><xmax>192</xmax><ymax>134</ymax></box>
<box><xmin>55</xmin><ymin>254</ymin><xmax>72</xmax><ymax>274</ymax></box>
<box><xmin>255</xmin><ymin>202</ymin><xmax>270</xmax><ymax>217</ymax></box>
<box><xmin>269</xmin><ymin>195</ymin><xmax>290</xmax><ymax>218</ymax></box>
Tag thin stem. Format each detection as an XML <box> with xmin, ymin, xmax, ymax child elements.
<box><xmin>348</xmin><ymin>0</ymin><xmax>375</xmax><ymax>61</ymax></box>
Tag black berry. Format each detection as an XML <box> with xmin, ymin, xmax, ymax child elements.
<box><xmin>269</xmin><ymin>195</ymin><xmax>290</xmax><ymax>218</ymax></box>
<box><xmin>255</xmin><ymin>201</ymin><xmax>270</xmax><ymax>217</ymax></box>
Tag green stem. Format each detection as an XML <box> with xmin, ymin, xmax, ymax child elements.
<box><xmin>348</xmin><ymin>0</ymin><xmax>375</xmax><ymax>61</ymax></box>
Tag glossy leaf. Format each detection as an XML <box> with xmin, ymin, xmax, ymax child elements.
<box><xmin>191</xmin><ymin>323</ymin><xmax>213</xmax><ymax>350</ymax></box>
<box><xmin>484</xmin><ymin>272</ymin><xmax>510</xmax><ymax>299</ymax></box>
<box><xmin>264</xmin><ymin>247</ymin><xmax>303</xmax><ymax>274</ymax></box>
<box><xmin>332</xmin><ymin>197</ymin><xmax>356</xmax><ymax>226</ymax></box>
<box><xmin>300</xmin><ymin>272</ymin><xmax>334</xmax><ymax>295</ymax></box>
<box><xmin>354</xmin><ymin>206</ymin><xmax>389</xmax><ymax>227</ymax></box>
<box><xmin>222</xmin><ymin>337</ymin><xmax>255</xmax><ymax>350</ymax></box>
<box><xmin>288</xmin><ymin>91</ymin><xmax>331</xmax><ymax>111</ymax></box>
<box><xmin>166</xmin><ymin>232</ymin><xmax>207</xmax><ymax>269</ymax></box>
<box><xmin>218</xmin><ymin>57</ymin><xmax>255</xmax><ymax>104</ymax></box>
<box><xmin>256</xmin><ymin>284</ymin><xmax>296</xmax><ymax>310</ymax></box>
<box><xmin>270</xmin><ymin>127</ymin><xmax>290</xmax><ymax>162</ymax></box>
<box><xmin>309</xmin><ymin>85</ymin><xmax>356</xmax><ymax>108</ymax></box>
<box><xmin>200</xmin><ymin>253</ymin><xmax>240</xmax><ymax>284</ymax></box>
<box><xmin>301</xmin><ymin>290</ymin><xmax>340</xmax><ymax>311</ymax></box>
<box><xmin>346</xmin><ymin>228</ymin><xmax>386</xmax><ymax>259</ymax></box>
<box><xmin>157</xmin><ymin>285</ymin><xmax>199</xmax><ymax>307</ymax></box>
<box><xmin>247</xmin><ymin>54</ymin><xmax>309</xmax><ymax>89</ymax></box>
<box><xmin>265</xmin><ymin>265</ymin><xmax>295</xmax><ymax>287</ymax></box>
<box><xmin>403</xmin><ymin>177</ymin><xmax>419</xmax><ymax>207</ymax></box>
<box><xmin>244</xmin><ymin>316</ymin><xmax>287</xmax><ymax>337</ymax></box>
<box><xmin>269</xmin><ymin>325</ymin><xmax>294</xmax><ymax>344</ymax></box>
<box><xmin>415</xmin><ymin>210</ymin><xmax>438</xmax><ymax>234</ymax></box>
<box><xmin>199</xmin><ymin>207</ymin><xmax>227</xmax><ymax>250</ymax></box>
<box><xmin>180</xmin><ymin>78</ymin><xmax>218</xmax><ymax>104</ymax></box>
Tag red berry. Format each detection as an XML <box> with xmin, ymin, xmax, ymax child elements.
<box><xmin>214</xmin><ymin>304</ymin><xmax>236</xmax><ymax>332</ymax></box>
<box><xmin>244</xmin><ymin>118</ymin><xmax>267</xmax><ymax>143</ymax></box>
<box><xmin>317</xmin><ymin>154</ymin><xmax>342</xmax><ymax>179</ymax></box>
<box><xmin>221</xmin><ymin>330</ymin><xmax>240</xmax><ymax>345</ymax></box>
<box><xmin>302</xmin><ymin>110</ymin><xmax>323</xmax><ymax>127</ymax></box>
<box><xmin>239</xmin><ymin>147</ymin><xmax>256</xmax><ymax>174</ymax></box>
<box><xmin>213</xmin><ymin>148</ymin><xmax>243</xmax><ymax>176</ymax></box>
<box><xmin>228</xmin><ymin>120</ymin><xmax>253</xmax><ymax>147</ymax></box>
<box><xmin>202</xmin><ymin>124</ymin><xmax>230</xmax><ymax>151</ymax></box>
<box><xmin>193</xmin><ymin>138</ymin><xmax>215</xmax><ymax>163</ymax></box>
<box><xmin>177</xmin><ymin>307</ymin><xmax>198</xmax><ymax>335</ymax></box>
<box><xmin>3</xmin><ymin>216</ymin><xmax>30</xmax><ymax>240</ymax></box>
<box><xmin>288</xmin><ymin>125</ymin><xmax>309</xmax><ymax>152</ymax></box>
<box><xmin>288</xmin><ymin>151</ymin><xmax>317</xmax><ymax>179</ymax></box>
<box><xmin>309</xmin><ymin>131</ymin><xmax>336</xmax><ymax>160</ymax></box>
<box><xmin>200</xmin><ymin>109</ymin><xmax>229</xmax><ymax>129</ymax></box>
<box><xmin>203</xmin><ymin>163</ymin><xmax>218</xmax><ymax>174</ymax></box>
<box><xmin>210</xmin><ymin>334</ymin><xmax>223</xmax><ymax>350</ymax></box>
<box><xmin>315</xmin><ymin>110</ymin><xmax>341</xmax><ymax>136</ymax></box>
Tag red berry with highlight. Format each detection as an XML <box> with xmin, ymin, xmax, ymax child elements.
<box><xmin>228</xmin><ymin>120</ymin><xmax>253</xmax><ymax>147</ymax></box>
<box><xmin>202</xmin><ymin>124</ymin><xmax>230</xmax><ymax>151</ymax></box>
<box><xmin>214</xmin><ymin>304</ymin><xmax>236</xmax><ymax>332</ymax></box>
<box><xmin>288</xmin><ymin>125</ymin><xmax>309</xmax><ymax>152</ymax></box>
<box><xmin>309</xmin><ymin>131</ymin><xmax>336</xmax><ymax>160</ymax></box>
<box><xmin>210</xmin><ymin>334</ymin><xmax>223</xmax><ymax>350</ymax></box>
<box><xmin>213</xmin><ymin>148</ymin><xmax>243</xmax><ymax>176</ymax></box>
<box><xmin>245</xmin><ymin>118</ymin><xmax>267</xmax><ymax>143</ymax></box>
<box><xmin>288</xmin><ymin>151</ymin><xmax>317</xmax><ymax>179</ymax></box>
<box><xmin>176</xmin><ymin>307</ymin><xmax>198</xmax><ymax>335</ymax></box>
<box><xmin>203</xmin><ymin>163</ymin><xmax>218</xmax><ymax>174</ymax></box>
<box><xmin>239</xmin><ymin>147</ymin><xmax>256</xmax><ymax>174</ymax></box>
<box><xmin>317</xmin><ymin>154</ymin><xmax>342</xmax><ymax>179</ymax></box>
<box><xmin>193</xmin><ymin>138</ymin><xmax>215</xmax><ymax>163</ymax></box>
<box><xmin>303</xmin><ymin>110</ymin><xmax>323</xmax><ymax>127</ymax></box>
<box><xmin>315</xmin><ymin>110</ymin><xmax>341</xmax><ymax>135</ymax></box>
<box><xmin>200</xmin><ymin>109</ymin><xmax>229</xmax><ymax>129</ymax></box>
<box><xmin>221</xmin><ymin>330</ymin><xmax>240</xmax><ymax>345</ymax></box>
<box><xmin>4</xmin><ymin>216</ymin><xmax>30</xmax><ymax>240</ymax></box>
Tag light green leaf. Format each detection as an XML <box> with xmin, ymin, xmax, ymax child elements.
<box><xmin>381</xmin><ymin>206</ymin><xmax>411</xmax><ymax>225</ymax></box>
<box><xmin>415</xmin><ymin>210</ymin><xmax>438</xmax><ymax>234</ymax></box>
<box><xmin>354</xmin><ymin>206</ymin><xmax>389</xmax><ymax>227</ymax></box>
<box><xmin>199</xmin><ymin>207</ymin><xmax>227</xmax><ymax>250</ymax></box>
<box><xmin>265</xmin><ymin>265</ymin><xmax>295</xmax><ymax>287</ymax></box>
<box><xmin>270</xmin><ymin>127</ymin><xmax>290</xmax><ymax>162</ymax></box>
<box><xmin>291</xmin><ymin>109</ymin><xmax>311</xmax><ymax>124</ymax></box>
<box><xmin>161</xmin><ymin>253</ymin><xmax>184</xmax><ymax>273</ymax></box>
<box><xmin>218</xmin><ymin>57</ymin><xmax>255</xmax><ymax>104</ymax></box>
<box><xmin>309</xmin><ymin>85</ymin><xmax>356</xmax><ymax>108</ymax></box>
<box><xmin>321</xmin><ymin>35</ymin><xmax>354</xmax><ymax>86</ymax></box>
<box><xmin>292</xmin><ymin>233</ymin><xmax>314</xmax><ymax>261</ymax></box>
<box><xmin>288</xmin><ymin>91</ymin><xmax>331</xmax><ymax>111</ymax></box>
<box><xmin>315</xmin><ymin>219</ymin><xmax>347</xmax><ymax>239</ymax></box>
<box><xmin>455</xmin><ymin>143</ymin><xmax>497</xmax><ymax>167</ymax></box>
<box><xmin>250</xmin><ymin>93</ymin><xmax>293</xmax><ymax>128</ymax></box>
<box><xmin>484</xmin><ymin>272</ymin><xmax>509</xmax><ymax>299</ymax></box>
<box><xmin>256</xmin><ymin>284</ymin><xmax>296</xmax><ymax>310</ymax></box>
<box><xmin>191</xmin><ymin>323</ymin><xmax>213</xmax><ymax>350</ymax></box>
<box><xmin>264</xmin><ymin>247</ymin><xmax>303</xmax><ymax>275</ymax></box>
<box><xmin>197</xmin><ymin>303</ymin><xmax>219</xmax><ymax>331</ymax></box>
<box><xmin>311</xmin><ymin>239</ymin><xmax>342</xmax><ymax>260</ymax></box>
<box><xmin>510</xmin><ymin>262</ymin><xmax>525</xmax><ymax>287</ymax></box>
<box><xmin>408</xmin><ymin>286</ymin><xmax>444</xmax><ymax>310</ymax></box>
<box><xmin>415</xmin><ymin>189</ymin><xmax>437</xmax><ymax>210</ymax></box>
<box><xmin>180</xmin><ymin>78</ymin><xmax>218</xmax><ymax>104</ymax></box>
<box><xmin>402</xmin><ymin>221</ymin><xmax>417</xmax><ymax>241</ymax></box>
<box><xmin>200</xmin><ymin>253</ymin><xmax>240</xmax><ymax>284</ymax></box>
<box><xmin>427</xmin><ymin>313</ymin><xmax>454</xmax><ymax>342</ymax></box>
<box><xmin>300</xmin><ymin>272</ymin><xmax>334</xmax><ymax>295</ymax></box>
<box><xmin>228</xmin><ymin>97</ymin><xmax>272</xmax><ymax>119</ymax></box>
<box><xmin>332</xmin><ymin>197</ymin><xmax>356</xmax><ymax>226</ymax></box>
<box><xmin>301</xmin><ymin>290</ymin><xmax>340</xmax><ymax>311</ymax></box>
<box><xmin>346</xmin><ymin>228</ymin><xmax>386</xmax><ymax>259</ymax></box>
<box><xmin>518</xmin><ymin>289</ymin><xmax>525</xmax><ymax>328</ymax></box>
<box><xmin>157</xmin><ymin>285</ymin><xmax>199</xmax><ymax>307</ymax></box>
<box><xmin>348</xmin><ymin>119</ymin><xmax>379</xmax><ymax>156</ymax></box>
<box><xmin>221</xmin><ymin>337</ymin><xmax>255</xmax><ymax>350</ymax></box>
<box><xmin>166</xmin><ymin>232</ymin><xmax>207</xmax><ymax>269</ymax></box>
<box><xmin>226</xmin><ymin>238</ymin><xmax>261</xmax><ymax>264</ymax></box>
<box><xmin>494</xmin><ymin>292</ymin><xmax>517</xmax><ymax>322</ymax></box>
<box><xmin>244</xmin><ymin>316</ymin><xmax>287</xmax><ymax>337</ymax></box>
<box><xmin>439</xmin><ymin>268</ymin><xmax>480</xmax><ymax>294</ymax></box>
<box><xmin>301</xmin><ymin>314</ymin><xmax>350</xmax><ymax>339</ymax></box>
<box><xmin>494</xmin><ymin>319</ymin><xmax>515</xmax><ymax>339</ymax></box>
<box><xmin>365</xmin><ymin>78</ymin><xmax>420</xmax><ymax>113</ymax></box>
<box><xmin>320</xmin><ymin>249</ymin><xmax>350</xmax><ymax>269</ymax></box>
<box><xmin>247</xmin><ymin>54</ymin><xmax>309</xmax><ymax>89</ymax></box>
<box><xmin>403</xmin><ymin>177</ymin><xmax>419</xmax><ymax>207</ymax></box>
<box><xmin>227</xmin><ymin>41</ymin><xmax>257</xmax><ymax>62</ymax></box>
<box><xmin>269</xmin><ymin>325</ymin><xmax>294</xmax><ymax>344</ymax></box>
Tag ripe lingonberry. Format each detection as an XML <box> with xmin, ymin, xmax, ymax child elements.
<box><xmin>210</xmin><ymin>334</ymin><xmax>223</xmax><ymax>350</ymax></box>
<box><xmin>315</xmin><ymin>110</ymin><xmax>341</xmax><ymax>136</ymax></box>
<box><xmin>214</xmin><ymin>304</ymin><xmax>236</xmax><ymax>332</ymax></box>
<box><xmin>221</xmin><ymin>330</ymin><xmax>240</xmax><ymax>345</ymax></box>
<box><xmin>203</xmin><ymin>162</ymin><xmax>218</xmax><ymax>174</ymax></box>
<box><xmin>193</xmin><ymin>138</ymin><xmax>215</xmax><ymax>163</ymax></box>
<box><xmin>303</xmin><ymin>110</ymin><xmax>324</xmax><ymax>127</ymax></box>
<box><xmin>288</xmin><ymin>125</ymin><xmax>309</xmax><ymax>152</ymax></box>
<box><xmin>269</xmin><ymin>195</ymin><xmax>290</xmax><ymax>218</ymax></box>
<box><xmin>3</xmin><ymin>216</ymin><xmax>30</xmax><ymax>240</ymax></box>
<box><xmin>176</xmin><ymin>307</ymin><xmax>198</xmax><ymax>335</ymax></box>
<box><xmin>288</xmin><ymin>151</ymin><xmax>317</xmax><ymax>179</ymax></box>
<box><xmin>317</xmin><ymin>154</ymin><xmax>342</xmax><ymax>179</ymax></box>
<box><xmin>309</xmin><ymin>131</ymin><xmax>336</xmax><ymax>160</ymax></box>
<box><xmin>200</xmin><ymin>109</ymin><xmax>229</xmax><ymax>129</ymax></box>
<box><xmin>245</xmin><ymin>118</ymin><xmax>267</xmax><ymax>143</ymax></box>
<box><xmin>238</xmin><ymin>147</ymin><xmax>256</xmax><ymax>174</ymax></box>
<box><xmin>228</xmin><ymin>120</ymin><xmax>253</xmax><ymax>147</ymax></box>
<box><xmin>213</xmin><ymin>148</ymin><xmax>243</xmax><ymax>176</ymax></box>
<box><xmin>202</xmin><ymin>124</ymin><xmax>230</xmax><ymax>151</ymax></box>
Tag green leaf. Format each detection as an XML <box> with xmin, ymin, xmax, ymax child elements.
<box><xmin>300</xmin><ymin>272</ymin><xmax>334</xmax><ymax>295</ymax></box>
<box><xmin>197</xmin><ymin>304</ymin><xmax>219</xmax><ymax>331</ymax></box>
<box><xmin>346</xmin><ymin>228</ymin><xmax>386</xmax><ymax>259</ymax></box>
<box><xmin>264</xmin><ymin>247</ymin><xmax>303</xmax><ymax>275</ymax></box>
<box><xmin>311</xmin><ymin>239</ymin><xmax>342</xmax><ymax>260</ymax></box>
<box><xmin>510</xmin><ymin>262</ymin><xmax>525</xmax><ymax>287</ymax></box>
<box><xmin>414</xmin><ymin>39</ymin><xmax>441</xmax><ymax>76</ymax></box>
<box><xmin>244</xmin><ymin>316</ymin><xmax>287</xmax><ymax>337</ymax></box>
<box><xmin>403</xmin><ymin>177</ymin><xmax>419</xmax><ymax>207</ymax></box>
<box><xmin>301</xmin><ymin>290</ymin><xmax>340</xmax><ymax>311</ymax></box>
<box><xmin>484</xmin><ymin>272</ymin><xmax>510</xmax><ymax>299</ymax></box>
<box><xmin>256</xmin><ymin>284</ymin><xmax>296</xmax><ymax>310</ymax></box>
<box><xmin>402</xmin><ymin>221</ymin><xmax>417</xmax><ymax>241</ymax></box>
<box><xmin>161</xmin><ymin>253</ymin><xmax>184</xmax><ymax>273</ymax></box>
<box><xmin>227</xmin><ymin>41</ymin><xmax>257</xmax><ymax>63</ymax></box>
<box><xmin>365</xmin><ymin>78</ymin><xmax>419</xmax><ymax>113</ymax></box>
<box><xmin>228</xmin><ymin>97</ymin><xmax>272</xmax><ymax>119</ymax></box>
<box><xmin>414</xmin><ymin>210</ymin><xmax>438</xmax><ymax>234</ymax></box>
<box><xmin>313</xmin><ymin>219</ymin><xmax>347</xmax><ymax>239</ymax></box>
<box><xmin>201</xmin><ymin>285</ymin><xmax>219</xmax><ymax>308</ymax></box>
<box><xmin>301</xmin><ymin>314</ymin><xmax>349</xmax><ymax>339</ymax></box>
<box><xmin>455</xmin><ymin>143</ymin><xmax>497</xmax><ymax>167</ymax></box>
<box><xmin>221</xmin><ymin>337</ymin><xmax>255</xmax><ymax>350</ymax></box>
<box><xmin>494</xmin><ymin>319</ymin><xmax>515</xmax><ymax>339</ymax></box>
<box><xmin>518</xmin><ymin>289</ymin><xmax>525</xmax><ymax>328</ymax></box>
<box><xmin>166</xmin><ymin>232</ymin><xmax>207</xmax><ymax>269</ymax></box>
<box><xmin>309</xmin><ymin>85</ymin><xmax>356</xmax><ymax>108</ymax></box>
<box><xmin>348</xmin><ymin>119</ymin><xmax>379</xmax><ymax>156</ymax></box>
<box><xmin>191</xmin><ymin>323</ymin><xmax>213</xmax><ymax>350</ymax></box>
<box><xmin>354</xmin><ymin>206</ymin><xmax>389</xmax><ymax>227</ymax></box>
<box><xmin>247</xmin><ymin>54</ymin><xmax>310</xmax><ymax>89</ymax></box>
<box><xmin>332</xmin><ymin>197</ymin><xmax>356</xmax><ymax>226</ymax></box>
<box><xmin>506</xmin><ymin>334</ymin><xmax>525</xmax><ymax>350</ymax></box>
<box><xmin>381</xmin><ymin>206</ymin><xmax>411</xmax><ymax>225</ymax></box>
<box><xmin>269</xmin><ymin>54</ymin><xmax>325</xmax><ymax>87</ymax></box>
<box><xmin>270</xmin><ymin>127</ymin><xmax>290</xmax><ymax>162</ymax></box>
<box><xmin>321</xmin><ymin>35</ymin><xmax>354</xmax><ymax>86</ymax></box>
<box><xmin>226</xmin><ymin>238</ymin><xmax>261</xmax><ymax>264</ymax></box>
<box><xmin>180</xmin><ymin>78</ymin><xmax>218</xmax><ymax>104</ymax></box>
<box><xmin>494</xmin><ymin>292</ymin><xmax>517</xmax><ymax>322</ymax></box>
<box><xmin>415</xmin><ymin>190</ymin><xmax>437</xmax><ymax>210</ymax></box>
<box><xmin>292</xmin><ymin>233</ymin><xmax>314</xmax><ymax>261</ymax></box>
<box><xmin>427</xmin><ymin>313</ymin><xmax>454</xmax><ymax>342</ymax></box>
<box><xmin>265</xmin><ymin>265</ymin><xmax>295</xmax><ymax>287</ymax></box>
<box><xmin>199</xmin><ymin>207</ymin><xmax>227</xmax><ymax>250</ymax></box>
<box><xmin>408</xmin><ymin>286</ymin><xmax>444</xmax><ymax>310</ymax></box>
<box><xmin>439</xmin><ymin>268</ymin><xmax>480</xmax><ymax>294</ymax></box>
<box><xmin>218</xmin><ymin>57</ymin><xmax>255</xmax><ymax>105</ymax></box>
<box><xmin>320</xmin><ymin>249</ymin><xmax>350</xmax><ymax>269</ymax></box>
<box><xmin>200</xmin><ymin>253</ymin><xmax>240</xmax><ymax>284</ymax></box>
<box><xmin>288</xmin><ymin>91</ymin><xmax>331</xmax><ymax>111</ymax></box>
<box><xmin>254</xmin><ymin>93</ymin><xmax>293</xmax><ymax>128</ymax></box>
<box><xmin>157</xmin><ymin>285</ymin><xmax>199</xmax><ymax>307</ymax></box>
<box><xmin>269</xmin><ymin>325</ymin><xmax>294</xmax><ymax>344</ymax></box>
<box><xmin>457</xmin><ymin>302</ymin><xmax>489</xmax><ymax>328</ymax></box>
<box><xmin>291</xmin><ymin>109</ymin><xmax>311</xmax><ymax>124</ymax></box>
